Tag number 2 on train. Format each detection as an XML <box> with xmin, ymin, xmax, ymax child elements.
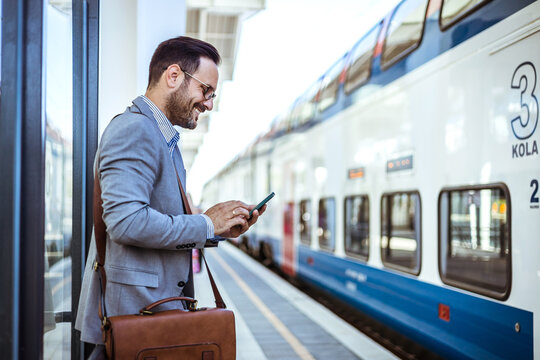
<box><xmin>531</xmin><ymin>179</ymin><xmax>539</xmax><ymax>204</ymax></box>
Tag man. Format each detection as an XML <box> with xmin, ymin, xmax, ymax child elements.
<box><xmin>75</xmin><ymin>36</ymin><xmax>264</xmax><ymax>357</ymax></box>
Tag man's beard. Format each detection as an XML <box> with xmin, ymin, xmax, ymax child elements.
<box><xmin>165</xmin><ymin>86</ymin><xmax>198</xmax><ymax>129</ymax></box>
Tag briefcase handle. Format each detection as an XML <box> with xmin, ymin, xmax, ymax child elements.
<box><xmin>140</xmin><ymin>296</ymin><xmax>198</xmax><ymax>314</ymax></box>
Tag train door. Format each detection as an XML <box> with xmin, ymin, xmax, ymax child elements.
<box><xmin>282</xmin><ymin>202</ymin><xmax>295</xmax><ymax>276</ymax></box>
<box><xmin>281</xmin><ymin>158</ymin><xmax>296</xmax><ymax>276</ymax></box>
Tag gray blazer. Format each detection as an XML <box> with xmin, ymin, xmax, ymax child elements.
<box><xmin>75</xmin><ymin>97</ymin><xmax>208</xmax><ymax>344</ymax></box>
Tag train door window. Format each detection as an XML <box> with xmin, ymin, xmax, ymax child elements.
<box><xmin>381</xmin><ymin>192</ymin><xmax>421</xmax><ymax>274</ymax></box>
<box><xmin>344</xmin><ymin>195</ymin><xmax>369</xmax><ymax>260</ymax></box>
<box><xmin>318</xmin><ymin>197</ymin><xmax>336</xmax><ymax>252</ymax></box>
<box><xmin>344</xmin><ymin>23</ymin><xmax>381</xmax><ymax>94</ymax></box>
<box><xmin>439</xmin><ymin>184</ymin><xmax>511</xmax><ymax>300</ymax></box>
<box><xmin>381</xmin><ymin>0</ymin><xmax>429</xmax><ymax>70</ymax></box>
<box><xmin>440</xmin><ymin>0</ymin><xmax>491</xmax><ymax>30</ymax></box>
<box><xmin>299</xmin><ymin>200</ymin><xmax>312</xmax><ymax>246</ymax></box>
<box><xmin>317</xmin><ymin>56</ymin><xmax>346</xmax><ymax>113</ymax></box>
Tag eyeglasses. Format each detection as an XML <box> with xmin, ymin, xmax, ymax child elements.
<box><xmin>181</xmin><ymin>68</ymin><xmax>217</xmax><ymax>101</ymax></box>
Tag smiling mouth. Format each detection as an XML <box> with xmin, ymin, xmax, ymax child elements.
<box><xmin>194</xmin><ymin>105</ymin><xmax>206</xmax><ymax>115</ymax></box>
<box><xmin>193</xmin><ymin>104</ymin><xmax>206</xmax><ymax>118</ymax></box>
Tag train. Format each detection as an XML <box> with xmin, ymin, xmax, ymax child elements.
<box><xmin>200</xmin><ymin>0</ymin><xmax>540</xmax><ymax>358</ymax></box>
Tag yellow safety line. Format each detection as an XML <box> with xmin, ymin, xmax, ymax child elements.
<box><xmin>212</xmin><ymin>252</ymin><xmax>315</xmax><ymax>360</ymax></box>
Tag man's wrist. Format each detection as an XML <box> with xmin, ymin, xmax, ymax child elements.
<box><xmin>200</xmin><ymin>214</ymin><xmax>215</xmax><ymax>239</ymax></box>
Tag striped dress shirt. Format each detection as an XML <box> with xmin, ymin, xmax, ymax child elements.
<box><xmin>141</xmin><ymin>95</ymin><xmax>214</xmax><ymax>239</ymax></box>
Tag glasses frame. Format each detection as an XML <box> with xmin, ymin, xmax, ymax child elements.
<box><xmin>181</xmin><ymin>68</ymin><xmax>216</xmax><ymax>101</ymax></box>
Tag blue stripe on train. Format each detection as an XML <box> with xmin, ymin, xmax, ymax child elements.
<box><xmin>295</xmin><ymin>246</ymin><xmax>533</xmax><ymax>360</ymax></box>
<box><xmin>280</xmin><ymin>0</ymin><xmax>536</xmax><ymax>135</ymax></box>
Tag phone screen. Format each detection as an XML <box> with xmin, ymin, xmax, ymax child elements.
<box><xmin>249</xmin><ymin>192</ymin><xmax>275</xmax><ymax>218</ymax></box>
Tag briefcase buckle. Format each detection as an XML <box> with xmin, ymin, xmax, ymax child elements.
<box><xmin>188</xmin><ymin>300</ymin><xmax>198</xmax><ymax>311</ymax></box>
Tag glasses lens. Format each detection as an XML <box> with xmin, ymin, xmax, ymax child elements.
<box><xmin>205</xmin><ymin>90</ymin><xmax>216</xmax><ymax>100</ymax></box>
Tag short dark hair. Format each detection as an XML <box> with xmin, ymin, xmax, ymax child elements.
<box><xmin>147</xmin><ymin>36</ymin><xmax>221</xmax><ymax>89</ymax></box>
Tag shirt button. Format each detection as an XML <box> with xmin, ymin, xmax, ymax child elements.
<box><xmin>177</xmin><ymin>281</ymin><xmax>185</xmax><ymax>287</ymax></box>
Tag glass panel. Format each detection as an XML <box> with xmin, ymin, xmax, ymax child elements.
<box><xmin>381</xmin><ymin>0</ymin><xmax>429</xmax><ymax>69</ymax></box>
<box><xmin>317</xmin><ymin>58</ymin><xmax>345</xmax><ymax>113</ymax></box>
<box><xmin>344</xmin><ymin>24</ymin><xmax>380</xmax><ymax>94</ymax></box>
<box><xmin>381</xmin><ymin>193</ymin><xmax>421</xmax><ymax>273</ymax></box>
<box><xmin>440</xmin><ymin>187</ymin><xmax>510</xmax><ymax>296</ymax></box>
<box><xmin>43</xmin><ymin>0</ymin><xmax>73</xmax><ymax>358</ymax></box>
<box><xmin>344</xmin><ymin>195</ymin><xmax>369</xmax><ymax>259</ymax></box>
<box><xmin>299</xmin><ymin>200</ymin><xmax>312</xmax><ymax>245</ymax></box>
<box><xmin>318</xmin><ymin>198</ymin><xmax>336</xmax><ymax>251</ymax></box>
<box><xmin>441</xmin><ymin>0</ymin><xmax>489</xmax><ymax>28</ymax></box>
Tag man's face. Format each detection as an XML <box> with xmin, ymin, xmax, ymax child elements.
<box><xmin>165</xmin><ymin>57</ymin><xmax>218</xmax><ymax>129</ymax></box>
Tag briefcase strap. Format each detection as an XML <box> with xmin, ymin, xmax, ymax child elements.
<box><xmin>93</xmin><ymin>163</ymin><xmax>227</xmax><ymax>323</ymax></box>
<box><xmin>174</xmin><ymin>168</ymin><xmax>227</xmax><ymax>309</ymax></box>
<box><xmin>174</xmin><ymin>170</ymin><xmax>226</xmax><ymax>309</ymax></box>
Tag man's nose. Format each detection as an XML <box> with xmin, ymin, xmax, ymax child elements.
<box><xmin>203</xmin><ymin>97</ymin><xmax>214</xmax><ymax>111</ymax></box>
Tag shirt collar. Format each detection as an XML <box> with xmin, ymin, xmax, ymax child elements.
<box><xmin>140</xmin><ymin>95</ymin><xmax>179</xmax><ymax>148</ymax></box>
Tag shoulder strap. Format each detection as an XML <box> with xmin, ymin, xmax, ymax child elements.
<box><xmin>173</xmin><ymin>170</ymin><xmax>226</xmax><ymax>309</ymax></box>
<box><xmin>93</xmin><ymin>166</ymin><xmax>109</xmax><ymax>322</ymax></box>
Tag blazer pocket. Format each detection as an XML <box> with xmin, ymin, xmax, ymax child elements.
<box><xmin>106</xmin><ymin>265</ymin><xmax>159</xmax><ymax>288</ymax></box>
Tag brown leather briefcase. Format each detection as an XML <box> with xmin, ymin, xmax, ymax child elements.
<box><xmin>93</xmin><ymin>166</ymin><xmax>236</xmax><ymax>359</ymax></box>
<box><xmin>102</xmin><ymin>296</ymin><xmax>235</xmax><ymax>359</ymax></box>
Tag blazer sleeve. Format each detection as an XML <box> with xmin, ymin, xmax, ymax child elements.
<box><xmin>98</xmin><ymin>114</ymin><xmax>208</xmax><ymax>250</ymax></box>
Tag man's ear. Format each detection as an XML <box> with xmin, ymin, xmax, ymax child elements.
<box><xmin>164</xmin><ymin>64</ymin><xmax>183</xmax><ymax>89</ymax></box>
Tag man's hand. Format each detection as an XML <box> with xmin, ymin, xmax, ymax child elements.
<box><xmin>204</xmin><ymin>200</ymin><xmax>266</xmax><ymax>239</ymax></box>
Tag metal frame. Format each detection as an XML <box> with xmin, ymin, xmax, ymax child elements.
<box><xmin>0</xmin><ymin>0</ymin><xmax>45</xmax><ymax>358</ymax></box>
<box><xmin>72</xmin><ymin>0</ymin><xmax>100</xmax><ymax>358</ymax></box>
<box><xmin>19</xmin><ymin>0</ymin><xmax>45</xmax><ymax>357</ymax></box>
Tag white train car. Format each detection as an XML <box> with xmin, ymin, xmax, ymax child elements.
<box><xmin>202</xmin><ymin>0</ymin><xmax>540</xmax><ymax>358</ymax></box>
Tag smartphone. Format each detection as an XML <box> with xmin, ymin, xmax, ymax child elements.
<box><xmin>249</xmin><ymin>192</ymin><xmax>275</xmax><ymax>219</ymax></box>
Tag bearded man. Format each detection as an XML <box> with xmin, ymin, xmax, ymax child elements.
<box><xmin>75</xmin><ymin>36</ymin><xmax>264</xmax><ymax>358</ymax></box>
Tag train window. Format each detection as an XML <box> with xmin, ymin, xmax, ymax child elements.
<box><xmin>317</xmin><ymin>57</ymin><xmax>346</xmax><ymax>113</ymax></box>
<box><xmin>285</xmin><ymin>112</ymin><xmax>296</xmax><ymax>133</ymax></box>
<box><xmin>318</xmin><ymin>197</ymin><xmax>336</xmax><ymax>252</ymax></box>
<box><xmin>381</xmin><ymin>192</ymin><xmax>421</xmax><ymax>275</ymax></box>
<box><xmin>290</xmin><ymin>102</ymin><xmax>305</xmax><ymax>129</ymax></box>
<box><xmin>344</xmin><ymin>195</ymin><xmax>369</xmax><ymax>260</ymax></box>
<box><xmin>440</xmin><ymin>0</ymin><xmax>491</xmax><ymax>30</ymax></box>
<box><xmin>439</xmin><ymin>184</ymin><xmax>511</xmax><ymax>300</ymax></box>
<box><xmin>381</xmin><ymin>0</ymin><xmax>429</xmax><ymax>70</ymax></box>
<box><xmin>344</xmin><ymin>23</ymin><xmax>380</xmax><ymax>94</ymax></box>
<box><xmin>290</xmin><ymin>80</ymin><xmax>321</xmax><ymax>127</ymax></box>
<box><xmin>299</xmin><ymin>199</ymin><xmax>312</xmax><ymax>246</ymax></box>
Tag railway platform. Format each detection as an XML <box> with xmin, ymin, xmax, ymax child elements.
<box><xmin>194</xmin><ymin>242</ymin><xmax>398</xmax><ymax>360</ymax></box>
